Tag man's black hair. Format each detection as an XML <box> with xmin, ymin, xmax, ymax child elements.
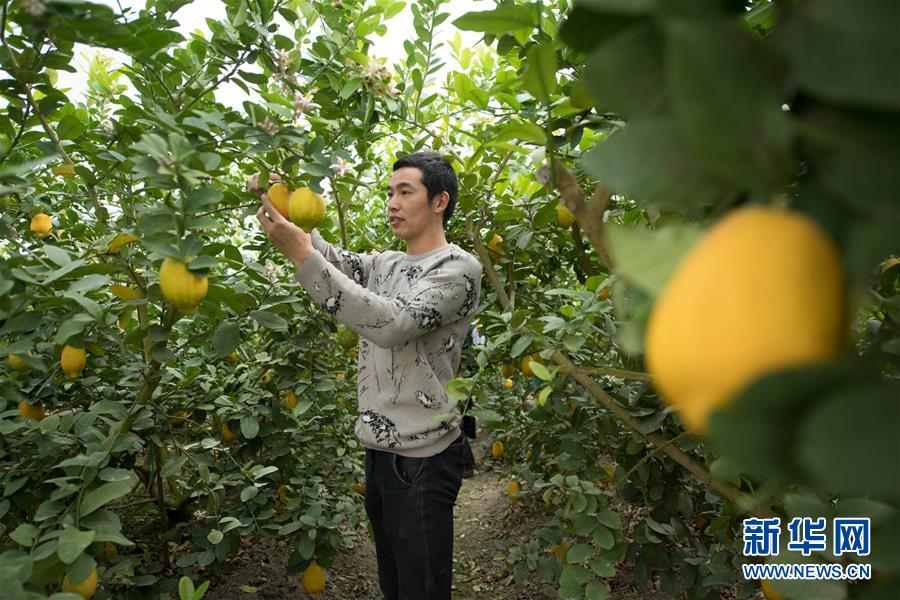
<box><xmin>392</xmin><ymin>151</ymin><xmax>458</xmax><ymax>230</ymax></box>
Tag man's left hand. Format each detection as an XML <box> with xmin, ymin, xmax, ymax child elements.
<box><xmin>256</xmin><ymin>195</ymin><xmax>313</xmax><ymax>267</ymax></box>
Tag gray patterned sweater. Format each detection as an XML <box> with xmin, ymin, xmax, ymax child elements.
<box><xmin>293</xmin><ymin>230</ymin><xmax>483</xmax><ymax>458</ymax></box>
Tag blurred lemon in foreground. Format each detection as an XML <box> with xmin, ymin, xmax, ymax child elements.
<box><xmin>645</xmin><ymin>206</ymin><xmax>846</xmax><ymax>434</ymax></box>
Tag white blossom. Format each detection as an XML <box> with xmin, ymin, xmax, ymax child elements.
<box><xmin>330</xmin><ymin>156</ymin><xmax>352</xmax><ymax>177</ymax></box>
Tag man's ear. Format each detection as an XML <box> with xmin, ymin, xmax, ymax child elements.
<box><xmin>433</xmin><ymin>191</ymin><xmax>450</xmax><ymax>213</ymax></box>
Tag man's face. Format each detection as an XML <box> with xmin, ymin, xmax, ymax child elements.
<box><xmin>386</xmin><ymin>166</ymin><xmax>445</xmax><ymax>240</ymax></box>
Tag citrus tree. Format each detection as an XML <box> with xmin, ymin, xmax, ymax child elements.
<box><xmin>1</xmin><ymin>0</ymin><xmax>898</xmax><ymax>599</ymax></box>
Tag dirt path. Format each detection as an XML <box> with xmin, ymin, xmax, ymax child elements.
<box><xmin>203</xmin><ymin>433</ymin><xmax>560</xmax><ymax>599</ymax></box>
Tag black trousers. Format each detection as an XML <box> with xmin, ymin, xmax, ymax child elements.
<box><xmin>364</xmin><ymin>433</ymin><xmax>466</xmax><ymax>600</ymax></box>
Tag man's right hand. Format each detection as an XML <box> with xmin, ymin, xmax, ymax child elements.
<box><xmin>247</xmin><ymin>172</ymin><xmax>283</xmax><ymax>198</ymax></box>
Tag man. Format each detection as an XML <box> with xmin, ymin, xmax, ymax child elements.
<box><xmin>250</xmin><ymin>151</ymin><xmax>482</xmax><ymax>600</ymax></box>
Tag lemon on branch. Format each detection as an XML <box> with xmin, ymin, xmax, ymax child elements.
<box><xmin>8</xmin><ymin>353</ymin><xmax>32</xmax><ymax>373</ymax></box>
<box><xmin>301</xmin><ymin>561</ymin><xmax>326</xmax><ymax>595</ymax></box>
<box><xmin>18</xmin><ymin>400</ymin><xmax>45</xmax><ymax>421</ymax></box>
<box><xmin>487</xmin><ymin>233</ymin><xmax>504</xmax><ymax>260</ymax></box>
<box><xmin>521</xmin><ymin>354</ymin><xmax>541</xmax><ymax>377</ymax></box>
<box><xmin>645</xmin><ymin>206</ymin><xmax>846</xmax><ymax>434</ymax></box>
<box><xmin>267</xmin><ymin>182</ymin><xmax>291</xmax><ymax>218</ymax></box>
<box><xmin>53</xmin><ymin>163</ymin><xmax>76</xmax><ymax>179</ymax></box>
<box><xmin>761</xmin><ymin>580</ymin><xmax>783</xmax><ymax>600</ymax></box>
<box><xmin>282</xmin><ymin>389</ymin><xmax>299</xmax><ymax>411</ymax></box>
<box><xmin>506</xmin><ymin>480</ymin><xmax>520</xmax><ymax>502</ymax></box>
<box><xmin>159</xmin><ymin>257</ymin><xmax>208</xmax><ymax>312</ymax></box>
<box><xmin>288</xmin><ymin>187</ymin><xmax>326</xmax><ymax>232</ymax></box>
<box><xmin>30</xmin><ymin>213</ymin><xmax>52</xmax><ymax>237</ymax></box>
<box><xmin>61</xmin><ymin>568</ymin><xmax>98</xmax><ymax>599</ymax></box>
<box><xmin>556</xmin><ymin>202</ymin><xmax>575</xmax><ymax>227</ymax></box>
<box><xmin>61</xmin><ymin>345</ymin><xmax>87</xmax><ymax>378</ymax></box>
<box><xmin>491</xmin><ymin>440</ymin><xmax>504</xmax><ymax>459</ymax></box>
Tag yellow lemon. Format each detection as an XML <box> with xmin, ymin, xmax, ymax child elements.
<box><xmin>107</xmin><ymin>233</ymin><xmax>138</xmax><ymax>253</ymax></box>
<box><xmin>159</xmin><ymin>257</ymin><xmax>208</xmax><ymax>312</ymax></box>
<box><xmin>267</xmin><ymin>182</ymin><xmax>291</xmax><ymax>218</ymax></box>
<box><xmin>60</xmin><ymin>345</ymin><xmax>87</xmax><ymax>378</ymax></box>
<box><xmin>228</xmin><ymin>351</ymin><xmax>238</xmax><ymax>364</ymax></box>
<box><xmin>506</xmin><ymin>480</ymin><xmax>520</xmax><ymax>501</ymax></box>
<box><xmin>521</xmin><ymin>354</ymin><xmax>541</xmax><ymax>378</ymax></box>
<box><xmin>597</xmin><ymin>286</ymin><xmax>610</xmax><ymax>301</ymax></box>
<box><xmin>487</xmin><ymin>233</ymin><xmax>504</xmax><ymax>260</ymax></box>
<box><xmin>288</xmin><ymin>187</ymin><xmax>326</xmax><ymax>232</ymax></box>
<box><xmin>8</xmin><ymin>353</ymin><xmax>32</xmax><ymax>373</ymax></box>
<box><xmin>30</xmin><ymin>213</ymin><xmax>52</xmax><ymax>237</ymax></box>
<box><xmin>550</xmin><ymin>542</ymin><xmax>569</xmax><ymax>561</ymax></box>
<box><xmin>220</xmin><ymin>422</ymin><xmax>237</xmax><ymax>444</ymax></box>
<box><xmin>761</xmin><ymin>580</ymin><xmax>784</xmax><ymax>600</ymax></box>
<box><xmin>53</xmin><ymin>163</ymin><xmax>76</xmax><ymax>179</ymax></box>
<box><xmin>277</xmin><ymin>484</ymin><xmax>291</xmax><ymax>502</ymax></box>
<box><xmin>109</xmin><ymin>284</ymin><xmax>141</xmax><ymax>301</ymax></box>
<box><xmin>301</xmin><ymin>561</ymin><xmax>326</xmax><ymax>595</ymax></box>
<box><xmin>503</xmin><ymin>378</ymin><xmax>513</xmax><ymax>389</ymax></box>
<box><xmin>556</xmin><ymin>203</ymin><xmax>575</xmax><ymax>227</ymax></box>
<box><xmin>491</xmin><ymin>440</ymin><xmax>504</xmax><ymax>459</ymax></box>
<box><xmin>168</xmin><ymin>410</ymin><xmax>189</xmax><ymax>428</ymax></box>
<box><xmin>282</xmin><ymin>389</ymin><xmax>299</xmax><ymax>411</ymax></box>
<box><xmin>18</xmin><ymin>400</ymin><xmax>45</xmax><ymax>421</ymax></box>
<box><xmin>645</xmin><ymin>206</ymin><xmax>845</xmax><ymax>434</ymax></box>
<box><xmin>61</xmin><ymin>568</ymin><xmax>98</xmax><ymax>599</ymax></box>
<box><xmin>500</xmin><ymin>363</ymin><xmax>515</xmax><ymax>378</ymax></box>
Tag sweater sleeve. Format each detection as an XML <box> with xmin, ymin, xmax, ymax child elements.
<box><xmin>294</xmin><ymin>250</ymin><xmax>482</xmax><ymax>348</ymax></box>
<box><xmin>307</xmin><ymin>229</ymin><xmax>379</xmax><ymax>287</ymax></box>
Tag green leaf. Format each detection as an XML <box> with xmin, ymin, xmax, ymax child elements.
<box><xmin>150</xmin><ymin>344</ymin><xmax>177</xmax><ymax>364</ymax></box>
<box><xmin>212</xmin><ymin>321</ymin><xmax>240</xmax><ymax>357</ymax></box>
<box><xmin>467</xmin><ymin>407</ymin><xmax>503</xmax><ymax>422</ymax></box>
<box><xmin>708</xmin><ymin>363</ymin><xmax>860</xmax><ymax>484</ymax></box>
<box><xmin>510</xmin><ymin>335</ymin><xmax>533</xmax><ymax>357</ymax></box>
<box><xmin>240</xmin><ymin>486</ymin><xmax>258</xmax><ymax>502</ymax></box>
<box><xmin>54</xmin><ymin>314</ymin><xmax>95</xmax><ymax>345</ymax></box>
<box><xmin>774</xmin><ymin>0</ymin><xmax>900</xmax><ymax>110</ymax></box>
<box><xmin>566</xmin><ymin>543</ymin><xmax>593</xmax><ymax>563</ymax></box>
<box><xmin>491</xmin><ymin>120</ymin><xmax>546</xmax><ymax>145</ymax></box>
<box><xmin>585</xmin><ymin>581</ymin><xmax>609</xmax><ymax>600</ymax></box>
<box><xmin>9</xmin><ymin>523</ymin><xmax>38</xmax><ymax>547</ymax></box>
<box><xmin>666</xmin><ymin>18</ymin><xmax>793</xmax><ymax>190</ymax></box>
<box><xmin>298</xmin><ymin>535</ymin><xmax>314</xmax><ymax>560</ymax></box>
<box><xmin>185</xmin><ymin>187</ymin><xmax>223</xmax><ymax>213</ymax></box>
<box><xmin>43</xmin><ymin>245</ymin><xmax>72</xmax><ymax>266</ymax></box>
<box><xmin>56</xmin><ymin>528</ymin><xmax>95</xmax><ymax>565</ymax></box>
<box><xmin>522</xmin><ymin>43</ymin><xmax>557</xmax><ymax>104</ymax></box>
<box><xmin>584</xmin><ymin>23</ymin><xmax>666</xmax><ymax>116</ymax></box>
<box><xmin>453</xmin><ymin>5</ymin><xmax>537</xmax><ymax>34</ymax></box>
<box><xmin>240</xmin><ymin>416</ymin><xmax>259</xmax><ymax>439</ymax></box>
<box><xmin>250</xmin><ymin>310</ymin><xmax>288</xmax><ymax>331</ymax></box>
<box><xmin>593</xmin><ymin>524</ymin><xmax>615</xmax><ymax>549</ymax></box>
<box><xmin>178</xmin><ymin>576</ymin><xmax>195</xmax><ymax>600</ymax></box>
<box><xmin>559</xmin><ymin>564</ymin><xmax>592</xmax><ymax>598</ymax></box>
<box><xmin>66</xmin><ymin>274</ymin><xmax>110</xmax><ymax>294</ymax></box>
<box><xmin>797</xmin><ymin>377</ymin><xmax>900</xmax><ymax>496</ymax></box>
<box><xmin>537</xmin><ymin>386</ymin><xmax>552</xmax><ymax>406</ymax></box>
<box><xmin>530</xmin><ymin>361</ymin><xmax>552</xmax><ymax>381</ymax></box>
<box><xmin>580</xmin><ymin>118</ymin><xmax>731</xmax><ymax>211</ymax></box>
<box><xmin>79</xmin><ymin>481</ymin><xmax>133</xmax><ymax>517</ymax></box>
<box><xmin>206</xmin><ymin>530</ymin><xmax>223</xmax><ymax>545</ymax></box>
<box><xmin>605</xmin><ymin>222</ymin><xmax>702</xmax><ymax>297</ymax></box>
